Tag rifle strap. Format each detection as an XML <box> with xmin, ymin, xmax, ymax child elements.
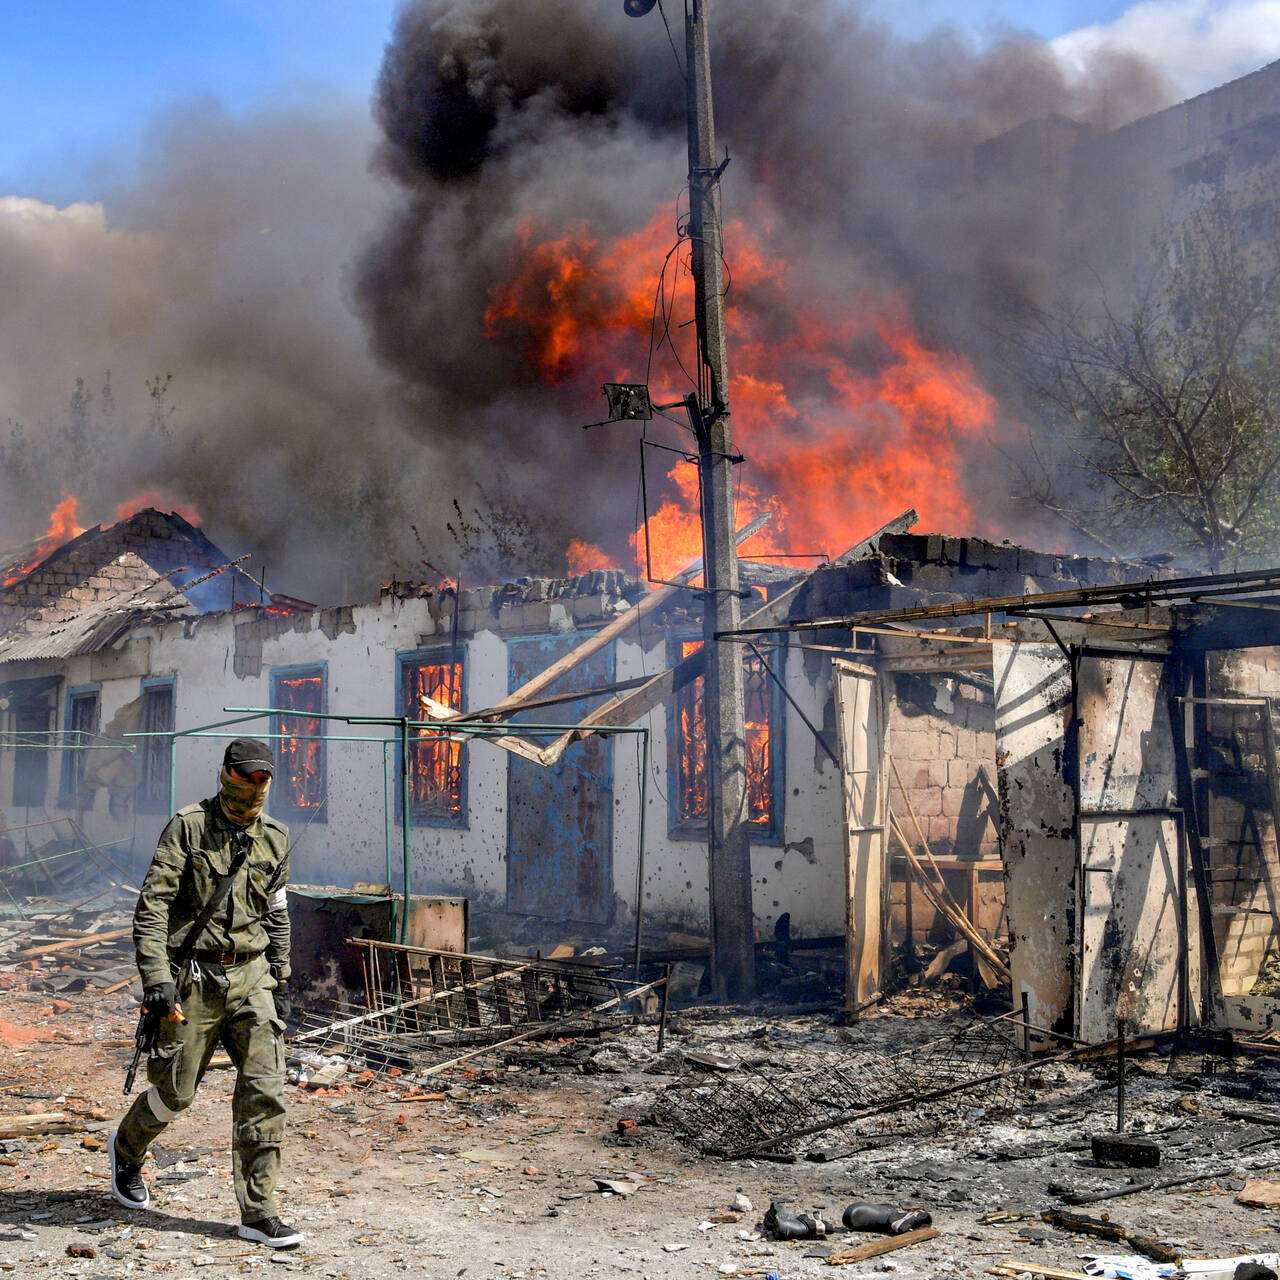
<box><xmin>168</xmin><ymin>832</ymin><xmax>252</xmax><ymax>980</ymax></box>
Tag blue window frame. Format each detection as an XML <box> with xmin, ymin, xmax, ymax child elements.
<box><xmin>270</xmin><ymin>663</ymin><xmax>327</xmax><ymax>822</ymax></box>
<box><xmin>666</xmin><ymin>638</ymin><xmax>783</xmax><ymax>842</ymax></box>
<box><xmin>59</xmin><ymin>683</ymin><xmax>100</xmax><ymax>806</ymax></box>
<box><xmin>8</xmin><ymin>676</ymin><xmax>59</xmax><ymax>808</ymax></box>
<box><xmin>396</xmin><ymin>647</ymin><xmax>467</xmax><ymax>828</ymax></box>
<box><xmin>136</xmin><ymin>677</ymin><xmax>175</xmax><ymax>813</ymax></box>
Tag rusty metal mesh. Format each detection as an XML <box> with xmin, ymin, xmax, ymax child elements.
<box><xmin>291</xmin><ymin>940</ymin><xmax>648</xmax><ymax>1078</ymax></box>
<box><xmin>653</xmin><ymin>1014</ymin><xmax>1027</xmax><ymax>1157</ymax></box>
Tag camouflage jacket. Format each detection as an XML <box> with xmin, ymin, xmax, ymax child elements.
<box><xmin>133</xmin><ymin>797</ymin><xmax>291</xmax><ymax>990</ymax></box>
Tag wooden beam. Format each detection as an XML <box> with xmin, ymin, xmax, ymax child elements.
<box><xmin>427</xmin><ymin>509</ymin><xmax>917</xmax><ymax>765</ymax></box>
<box><xmin>15</xmin><ymin>926</ymin><xmax>132</xmax><ymax>958</ymax></box>
<box><xmin>879</xmin><ymin>647</ymin><xmax>994</xmax><ymax>674</ymax></box>
<box><xmin>458</xmin><ymin>512</ymin><xmax>772</xmax><ymax>721</ymax></box>
<box><xmin>825</xmin><ymin>1227</ymin><xmax>940</xmax><ymax>1265</ymax></box>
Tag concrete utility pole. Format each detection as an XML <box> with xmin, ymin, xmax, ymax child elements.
<box><xmin>683</xmin><ymin>0</ymin><xmax>755</xmax><ymax>1001</ymax></box>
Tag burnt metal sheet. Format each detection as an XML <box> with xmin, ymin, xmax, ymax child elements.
<box><xmin>1079</xmin><ymin>815</ymin><xmax>1188</xmax><ymax>1041</ymax></box>
<box><xmin>993</xmin><ymin>641</ymin><xmax>1075</xmax><ymax>1042</ymax></box>
<box><xmin>506</xmin><ymin>635</ymin><xmax>614</xmax><ymax>923</ymax></box>
<box><xmin>1075</xmin><ymin>654</ymin><xmax>1189</xmax><ymax>1040</ymax></box>
<box><xmin>1077</xmin><ymin>655</ymin><xmax>1176</xmax><ymax>812</ymax></box>
<box><xmin>287</xmin><ymin>887</ymin><xmax>468</xmax><ymax>1005</ymax></box>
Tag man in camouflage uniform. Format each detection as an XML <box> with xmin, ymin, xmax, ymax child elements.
<box><xmin>108</xmin><ymin>738</ymin><xmax>302</xmax><ymax>1249</ymax></box>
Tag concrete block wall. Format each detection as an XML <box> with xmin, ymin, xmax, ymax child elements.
<box><xmin>889</xmin><ymin>678</ymin><xmax>999</xmax><ymax>859</ymax></box>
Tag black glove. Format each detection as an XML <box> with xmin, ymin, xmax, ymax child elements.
<box><xmin>272</xmin><ymin>980</ymin><xmax>292</xmax><ymax>1022</ymax></box>
<box><xmin>142</xmin><ymin>983</ymin><xmax>177</xmax><ymax>1017</ymax></box>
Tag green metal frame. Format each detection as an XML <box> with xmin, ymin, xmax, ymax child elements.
<box><xmin>126</xmin><ymin>706</ymin><xmax>652</xmax><ymax>948</ymax></box>
<box><xmin>0</xmin><ymin>729</ymin><xmax>140</xmax><ymax>915</ymax></box>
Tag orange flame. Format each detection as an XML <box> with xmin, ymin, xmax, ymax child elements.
<box><xmin>566</xmin><ymin>539</ymin><xmax>616</xmax><ymax>575</ymax></box>
<box><xmin>277</xmin><ymin>675</ymin><xmax>324</xmax><ymax>810</ymax></box>
<box><xmin>486</xmin><ymin>212</ymin><xmax>997</xmax><ymax>580</ymax></box>
<box><xmin>2</xmin><ymin>495</ymin><xmax>84</xmax><ymax>586</ymax></box>
<box><xmin>116</xmin><ymin>490</ymin><xmax>202</xmax><ymax>526</ymax></box>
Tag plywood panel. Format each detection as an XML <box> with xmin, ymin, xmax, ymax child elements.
<box><xmin>834</xmin><ymin>660</ymin><xmax>887</xmax><ymax>1010</ymax></box>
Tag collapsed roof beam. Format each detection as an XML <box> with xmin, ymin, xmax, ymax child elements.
<box><xmin>720</xmin><ymin>565</ymin><xmax>1280</xmax><ymax>637</ymax></box>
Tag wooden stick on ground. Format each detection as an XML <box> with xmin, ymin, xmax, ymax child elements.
<box><xmin>825</xmin><ymin>1227</ymin><xmax>940</xmax><ymax>1265</ymax></box>
<box><xmin>987</xmin><ymin>1266</ymin><xmax>1091</xmax><ymax>1280</ymax></box>
<box><xmin>889</xmin><ymin>815</ymin><xmax>1010</xmax><ymax>981</ymax></box>
<box><xmin>14</xmin><ymin>927</ymin><xmax>133</xmax><ymax>959</ymax></box>
<box><xmin>0</xmin><ymin>1111</ymin><xmax>77</xmax><ymax>1138</ymax></box>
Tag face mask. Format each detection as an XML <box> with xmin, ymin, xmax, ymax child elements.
<box><xmin>218</xmin><ymin>767</ymin><xmax>271</xmax><ymax>826</ymax></box>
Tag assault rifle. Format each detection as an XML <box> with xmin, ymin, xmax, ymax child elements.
<box><xmin>124</xmin><ymin>1008</ymin><xmax>160</xmax><ymax>1095</ymax></box>
<box><xmin>121</xmin><ymin>830</ymin><xmax>251</xmax><ymax>1095</ymax></box>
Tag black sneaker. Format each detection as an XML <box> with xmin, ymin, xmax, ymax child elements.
<box><xmin>238</xmin><ymin>1217</ymin><xmax>304</xmax><ymax>1248</ymax></box>
<box><xmin>107</xmin><ymin>1132</ymin><xmax>150</xmax><ymax>1210</ymax></box>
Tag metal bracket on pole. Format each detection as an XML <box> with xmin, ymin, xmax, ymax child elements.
<box><xmin>690</xmin><ymin>154</ymin><xmax>731</xmax><ymax>190</ymax></box>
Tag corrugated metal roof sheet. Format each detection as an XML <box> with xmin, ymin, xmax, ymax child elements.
<box><xmin>0</xmin><ymin>585</ymin><xmax>187</xmax><ymax>664</ymax></box>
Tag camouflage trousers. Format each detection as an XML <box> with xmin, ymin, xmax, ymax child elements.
<box><xmin>115</xmin><ymin>953</ymin><xmax>286</xmax><ymax>1223</ymax></box>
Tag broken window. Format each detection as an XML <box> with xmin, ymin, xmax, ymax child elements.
<box><xmin>398</xmin><ymin>650</ymin><xmax>466</xmax><ymax>826</ymax></box>
<box><xmin>270</xmin><ymin>665</ymin><xmax>326</xmax><ymax>821</ymax></box>
<box><xmin>669</xmin><ymin>639</ymin><xmax>781</xmax><ymax>839</ymax></box>
<box><xmin>136</xmin><ymin>679</ymin><xmax>175</xmax><ymax>813</ymax></box>
<box><xmin>6</xmin><ymin>677</ymin><xmax>59</xmax><ymax>808</ymax></box>
<box><xmin>59</xmin><ymin>685</ymin><xmax>100</xmax><ymax>806</ymax></box>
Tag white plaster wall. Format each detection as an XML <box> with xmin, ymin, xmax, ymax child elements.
<box><xmin>772</xmin><ymin>647</ymin><xmax>846</xmax><ymax>937</ymax></box>
<box><xmin>610</xmin><ymin>636</ymin><xmax>846</xmax><ymax>939</ymax></box>
<box><xmin>3</xmin><ymin>596</ymin><xmax>850</xmax><ymax>939</ymax></box>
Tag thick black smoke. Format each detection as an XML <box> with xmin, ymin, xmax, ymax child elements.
<box><xmin>0</xmin><ymin>4</ymin><xmax>1173</xmax><ymax>598</ymax></box>
<box><xmin>0</xmin><ymin>96</ymin><xmax>449</xmax><ymax>603</ymax></box>
<box><xmin>356</xmin><ymin>0</ymin><xmax>1172</xmax><ymax>561</ymax></box>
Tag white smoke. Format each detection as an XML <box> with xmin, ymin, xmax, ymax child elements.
<box><xmin>1054</xmin><ymin>0</ymin><xmax>1280</xmax><ymax>97</ymax></box>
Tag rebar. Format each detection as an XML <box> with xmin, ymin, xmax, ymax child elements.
<box><xmin>653</xmin><ymin>1012</ymin><xmax>1027</xmax><ymax>1157</ymax></box>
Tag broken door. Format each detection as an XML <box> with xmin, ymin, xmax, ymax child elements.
<box><xmin>506</xmin><ymin>635</ymin><xmax>614</xmax><ymax>923</ymax></box>
<box><xmin>994</xmin><ymin>641</ymin><xmax>1077</xmax><ymax>1041</ymax></box>
<box><xmin>996</xmin><ymin>641</ymin><xmax>1195</xmax><ymax>1044</ymax></box>
<box><xmin>833</xmin><ymin>660</ymin><xmax>888</xmax><ymax>1011</ymax></box>
<box><xmin>1076</xmin><ymin>652</ymin><xmax>1190</xmax><ymax>1041</ymax></box>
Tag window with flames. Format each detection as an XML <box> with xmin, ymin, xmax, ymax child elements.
<box><xmin>270</xmin><ymin>665</ymin><xmax>326</xmax><ymax>821</ymax></box>
<box><xmin>400</xmin><ymin>652</ymin><xmax>466</xmax><ymax>826</ymax></box>
<box><xmin>671</xmin><ymin>640</ymin><xmax>780</xmax><ymax>837</ymax></box>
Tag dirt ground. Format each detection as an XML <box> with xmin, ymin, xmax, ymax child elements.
<box><xmin>2</xmin><ymin>972</ymin><xmax>1280</xmax><ymax>1280</ymax></box>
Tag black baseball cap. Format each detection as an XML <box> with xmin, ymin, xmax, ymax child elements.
<box><xmin>223</xmin><ymin>737</ymin><xmax>275</xmax><ymax>777</ymax></box>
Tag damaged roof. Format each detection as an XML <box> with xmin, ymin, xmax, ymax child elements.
<box><xmin>0</xmin><ymin>577</ymin><xmax>191</xmax><ymax>664</ymax></box>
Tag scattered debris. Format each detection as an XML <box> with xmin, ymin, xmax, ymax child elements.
<box><xmin>1091</xmin><ymin>1135</ymin><xmax>1160</xmax><ymax>1168</ymax></box>
<box><xmin>1236</xmin><ymin>1180</ymin><xmax>1280</xmax><ymax>1208</ymax></box>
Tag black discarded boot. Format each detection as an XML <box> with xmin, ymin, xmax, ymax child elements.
<box><xmin>842</xmin><ymin>1201</ymin><xmax>932</xmax><ymax>1235</ymax></box>
<box><xmin>764</xmin><ymin>1201</ymin><xmax>824</xmax><ymax>1240</ymax></box>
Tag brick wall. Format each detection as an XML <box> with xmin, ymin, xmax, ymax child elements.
<box><xmin>0</xmin><ymin>510</ymin><xmax>226</xmax><ymax>635</ymax></box>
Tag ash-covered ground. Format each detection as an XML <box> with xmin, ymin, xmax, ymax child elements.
<box><xmin>1</xmin><ymin>948</ymin><xmax>1279</xmax><ymax>1280</ymax></box>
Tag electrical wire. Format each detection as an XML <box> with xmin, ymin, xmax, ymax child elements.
<box><xmin>656</xmin><ymin>0</ymin><xmax>686</xmax><ymax>81</ymax></box>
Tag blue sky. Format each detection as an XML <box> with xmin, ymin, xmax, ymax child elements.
<box><xmin>0</xmin><ymin>2</ymin><xmax>1145</xmax><ymax>193</ymax></box>
<box><xmin>0</xmin><ymin>1</ymin><xmax>398</xmax><ymax>190</ymax></box>
<box><xmin>6</xmin><ymin>1</ymin><xmax>1279</xmax><ymax>197</ymax></box>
